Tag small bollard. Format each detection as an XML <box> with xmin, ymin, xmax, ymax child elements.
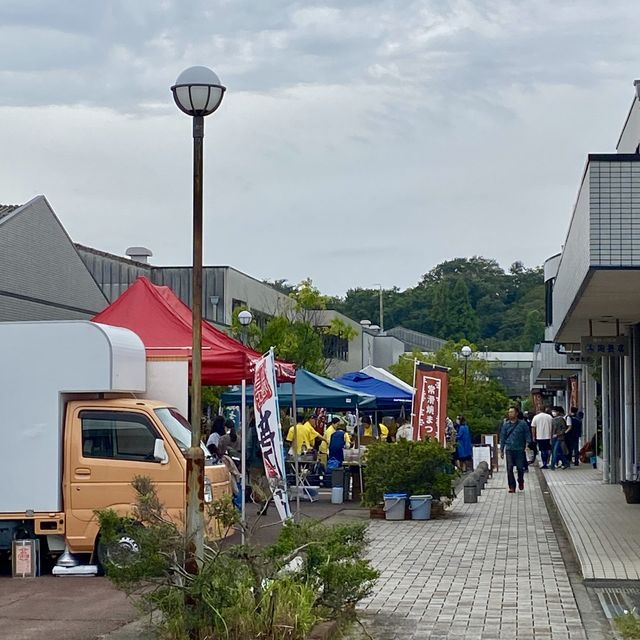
<box><xmin>474</xmin><ymin>471</ymin><xmax>483</xmax><ymax>494</ymax></box>
<box><xmin>463</xmin><ymin>476</ymin><xmax>478</xmax><ymax>503</ymax></box>
<box><xmin>477</xmin><ymin>462</ymin><xmax>490</xmax><ymax>487</ymax></box>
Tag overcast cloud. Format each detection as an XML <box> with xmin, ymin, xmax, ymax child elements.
<box><xmin>0</xmin><ymin>0</ymin><xmax>638</xmax><ymax>294</ymax></box>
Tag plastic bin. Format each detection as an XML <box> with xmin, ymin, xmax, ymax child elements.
<box><xmin>409</xmin><ymin>495</ymin><xmax>432</xmax><ymax>520</ymax></box>
<box><xmin>383</xmin><ymin>493</ymin><xmax>407</xmax><ymax>521</ymax></box>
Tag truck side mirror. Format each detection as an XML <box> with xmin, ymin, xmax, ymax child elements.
<box><xmin>154</xmin><ymin>439</ymin><xmax>169</xmax><ymax>464</ymax></box>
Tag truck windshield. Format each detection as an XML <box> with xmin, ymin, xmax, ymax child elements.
<box><xmin>154</xmin><ymin>407</ymin><xmax>213</xmax><ymax>462</ymax></box>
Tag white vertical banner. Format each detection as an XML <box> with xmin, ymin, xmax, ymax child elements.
<box><xmin>253</xmin><ymin>349</ymin><xmax>292</xmax><ymax>522</ymax></box>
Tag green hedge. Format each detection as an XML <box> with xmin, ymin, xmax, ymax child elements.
<box><xmin>363</xmin><ymin>439</ymin><xmax>457</xmax><ymax>507</ymax></box>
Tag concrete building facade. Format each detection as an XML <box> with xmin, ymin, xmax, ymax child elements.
<box><xmin>534</xmin><ymin>81</ymin><xmax>640</xmax><ymax>484</ymax></box>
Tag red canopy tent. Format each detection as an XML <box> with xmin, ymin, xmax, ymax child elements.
<box><xmin>92</xmin><ymin>276</ymin><xmax>295</xmax><ymax>385</ymax></box>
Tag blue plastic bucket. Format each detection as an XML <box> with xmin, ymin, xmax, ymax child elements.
<box><xmin>409</xmin><ymin>495</ymin><xmax>432</xmax><ymax>521</ymax></box>
<box><xmin>383</xmin><ymin>493</ymin><xmax>407</xmax><ymax>520</ymax></box>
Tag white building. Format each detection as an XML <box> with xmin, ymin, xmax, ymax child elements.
<box><xmin>534</xmin><ymin>80</ymin><xmax>640</xmax><ymax>483</ymax></box>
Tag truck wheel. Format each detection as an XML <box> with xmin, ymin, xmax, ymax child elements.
<box><xmin>96</xmin><ymin>533</ymin><xmax>141</xmax><ymax>569</ymax></box>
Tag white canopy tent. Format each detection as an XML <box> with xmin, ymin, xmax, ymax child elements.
<box><xmin>360</xmin><ymin>365</ymin><xmax>414</xmax><ymax>396</ymax></box>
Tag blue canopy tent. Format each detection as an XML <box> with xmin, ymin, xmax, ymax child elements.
<box><xmin>221</xmin><ymin>368</ymin><xmax>375</xmax><ymax>409</ymax></box>
<box><xmin>334</xmin><ymin>371</ymin><xmax>413</xmax><ymax>411</ymax></box>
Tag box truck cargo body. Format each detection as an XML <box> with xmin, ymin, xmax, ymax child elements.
<box><xmin>0</xmin><ymin>321</ymin><xmax>230</xmax><ymax>568</ymax></box>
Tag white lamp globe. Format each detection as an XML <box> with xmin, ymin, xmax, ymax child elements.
<box><xmin>238</xmin><ymin>310</ymin><xmax>253</xmax><ymax>326</ymax></box>
<box><xmin>171</xmin><ymin>66</ymin><xmax>226</xmax><ymax>116</ymax></box>
<box><xmin>461</xmin><ymin>345</ymin><xmax>472</xmax><ymax>358</ymax></box>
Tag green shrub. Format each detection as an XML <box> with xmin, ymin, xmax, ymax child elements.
<box><xmin>363</xmin><ymin>438</ymin><xmax>457</xmax><ymax>507</ymax></box>
<box><xmin>98</xmin><ymin>478</ymin><xmax>378</xmax><ymax>639</ymax></box>
<box><xmin>615</xmin><ymin>610</ymin><xmax>640</xmax><ymax>639</ymax></box>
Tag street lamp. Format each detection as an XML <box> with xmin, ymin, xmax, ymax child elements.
<box><xmin>460</xmin><ymin>345</ymin><xmax>472</xmax><ymax>413</ymax></box>
<box><xmin>360</xmin><ymin>319</ymin><xmax>371</xmax><ymax>368</ymax></box>
<box><xmin>238</xmin><ymin>309</ymin><xmax>253</xmax><ymax>346</ymax></box>
<box><xmin>237</xmin><ymin>308</ymin><xmax>253</xmax><ymax>542</ymax></box>
<box><xmin>171</xmin><ymin>65</ymin><xmax>226</xmax><ymax>574</ymax></box>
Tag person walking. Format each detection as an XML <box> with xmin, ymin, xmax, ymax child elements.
<box><xmin>455</xmin><ymin>415</ymin><xmax>473</xmax><ymax>472</ymax></box>
<box><xmin>531</xmin><ymin>408</ymin><xmax>553</xmax><ymax>469</ymax></box>
<box><xmin>550</xmin><ymin>406</ymin><xmax>571</xmax><ymax>470</ymax></box>
<box><xmin>500</xmin><ymin>407</ymin><xmax>532</xmax><ymax>492</ymax></box>
<box><xmin>566</xmin><ymin>406</ymin><xmax>582</xmax><ymax>466</ymax></box>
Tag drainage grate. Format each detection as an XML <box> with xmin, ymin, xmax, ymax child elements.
<box><xmin>596</xmin><ymin>588</ymin><xmax>640</xmax><ymax>619</ymax></box>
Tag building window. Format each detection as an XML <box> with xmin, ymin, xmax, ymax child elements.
<box><xmin>545</xmin><ymin>279</ymin><xmax>554</xmax><ymax>327</ymax></box>
<box><xmin>323</xmin><ymin>334</ymin><xmax>349</xmax><ymax>361</ymax></box>
<box><xmin>232</xmin><ymin>299</ymin><xmax>247</xmax><ymax>313</ymax></box>
<box><xmin>80</xmin><ymin>411</ymin><xmax>159</xmax><ymax>461</ymax></box>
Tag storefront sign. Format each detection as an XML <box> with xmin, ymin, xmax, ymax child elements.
<box><xmin>253</xmin><ymin>350</ymin><xmax>291</xmax><ymax>522</ymax></box>
<box><xmin>580</xmin><ymin>336</ymin><xmax>630</xmax><ymax>357</ymax></box>
<box><xmin>411</xmin><ymin>364</ymin><xmax>448</xmax><ymax>444</ymax></box>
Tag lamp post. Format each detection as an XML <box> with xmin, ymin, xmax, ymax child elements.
<box><xmin>237</xmin><ymin>309</ymin><xmax>253</xmax><ymax>543</ymax></box>
<box><xmin>171</xmin><ymin>65</ymin><xmax>226</xmax><ymax>574</ymax></box>
<box><xmin>461</xmin><ymin>345</ymin><xmax>472</xmax><ymax>413</ymax></box>
<box><xmin>360</xmin><ymin>319</ymin><xmax>371</xmax><ymax>368</ymax></box>
<box><xmin>238</xmin><ymin>309</ymin><xmax>253</xmax><ymax>346</ymax></box>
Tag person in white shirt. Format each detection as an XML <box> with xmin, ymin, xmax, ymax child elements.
<box><xmin>396</xmin><ymin>418</ymin><xmax>413</xmax><ymax>441</ymax></box>
<box><xmin>531</xmin><ymin>408</ymin><xmax>553</xmax><ymax>469</ymax></box>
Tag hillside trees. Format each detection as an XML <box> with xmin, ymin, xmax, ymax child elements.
<box><xmin>332</xmin><ymin>257</ymin><xmax>544</xmax><ymax>351</ymax></box>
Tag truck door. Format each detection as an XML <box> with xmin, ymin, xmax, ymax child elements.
<box><xmin>66</xmin><ymin>409</ymin><xmax>184</xmax><ymax>553</ymax></box>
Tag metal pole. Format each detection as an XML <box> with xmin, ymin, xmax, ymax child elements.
<box><xmin>292</xmin><ymin>382</ymin><xmax>300</xmax><ymax>520</ymax></box>
<box><xmin>361</xmin><ymin>329</ymin><xmax>365</xmax><ymax>369</ymax></box>
<box><xmin>185</xmin><ymin>114</ymin><xmax>205</xmax><ymax>574</ymax></box>
<box><xmin>240</xmin><ymin>379</ymin><xmax>247</xmax><ymax>544</ymax></box>
<box><xmin>379</xmin><ymin>285</ymin><xmax>384</xmax><ymax>333</ymax></box>
<box><xmin>463</xmin><ymin>358</ymin><xmax>468</xmax><ymax>413</ymax></box>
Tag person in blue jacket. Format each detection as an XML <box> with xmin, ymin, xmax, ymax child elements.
<box><xmin>455</xmin><ymin>415</ymin><xmax>473</xmax><ymax>471</ymax></box>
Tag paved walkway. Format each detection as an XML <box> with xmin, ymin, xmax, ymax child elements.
<box><xmin>353</xmin><ymin>470</ymin><xmax>587</xmax><ymax>640</ymax></box>
<box><xmin>542</xmin><ymin>465</ymin><xmax>640</xmax><ymax>581</ymax></box>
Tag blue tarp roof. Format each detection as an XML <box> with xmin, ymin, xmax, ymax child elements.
<box><xmin>334</xmin><ymin>371</ymin><xmax>413</xmax><ymax>410</ymax></box>
<box><xmin>221</xmin><ymin>368</ymin><xmax>375</xmax><ymax>409</ymax></box>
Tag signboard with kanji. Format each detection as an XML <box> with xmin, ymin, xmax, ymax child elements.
<box><xmin>411</xmin><ymin>363</ymin><xmax>449</xmax><ymax>443</ymax></box>
<box><xmin>580</xmin><ymin>336</ymin><xmax>630</xmax><ymax>358</ymax></box>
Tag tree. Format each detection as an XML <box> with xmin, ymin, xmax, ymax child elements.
<box><xmin>391</xmin><ymin>341</ymin><xmax>510</xmax><ymax>437</ymax></box>
<box><xmin>237</xmin><ymin>279</ymin><xmax>358</xmax><ymax>375</ymax></box>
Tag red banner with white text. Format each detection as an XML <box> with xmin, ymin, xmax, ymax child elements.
<box><xmin>412</xmin><ymin>364</ymin><xmax>449</xmax><ymax>444</ymax></box>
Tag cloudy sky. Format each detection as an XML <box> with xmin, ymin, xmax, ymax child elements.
<box><xmin>0</xmin><ymin>0</ymin><xmax>638</xmax><ymax>295</ymax></box>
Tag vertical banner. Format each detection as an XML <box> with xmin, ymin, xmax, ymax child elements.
<box><xmin>412</xmin><ymin>364</ymin><xmax>449</xmax><ymax>444</ymax></box>
<box><xmin>253</xmin><ymin>349</ymin><xmax>292</xmax><ymax>522</ymax></box>
<box><xmin>569</xmin><ymin>376</ymin><xmax>579</xmax><ymax>410</ymax></box>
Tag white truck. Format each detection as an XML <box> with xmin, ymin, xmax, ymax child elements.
<box><xmin>0</xmin><ymin>321</ymin><xmax>230</xmax><ymax>575</ymax></box>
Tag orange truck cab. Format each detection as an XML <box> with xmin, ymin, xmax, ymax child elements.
<box><xmin>0</xmin><ymin>321</ymin><xmax>230</xmax><ymax>575</ymax></box>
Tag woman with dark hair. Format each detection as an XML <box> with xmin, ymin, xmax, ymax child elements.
<box><xmin>219</xmin><ymin>418</ymin><xmax>242</xmax><ymax>457</ymax></box>
<box><xmin>206</xmin><ymin>415</ymin><xmax>226</xmax><ymax>457</ymax></box>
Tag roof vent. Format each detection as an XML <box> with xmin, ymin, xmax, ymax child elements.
<box><xmin>125</xmin><ymin>246</ymin><xmax>153</xmax><ymax>264</ymax></box>
<box><xmin>634</xmin><ymin>79</ymin><xmax>640</xmax><ymax>100</ymax></box>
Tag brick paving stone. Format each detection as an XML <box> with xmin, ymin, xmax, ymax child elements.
<box><xmin>349</xmin><ymin>469</ymin><xmax>588</xmax><ymax>639</ymax></box>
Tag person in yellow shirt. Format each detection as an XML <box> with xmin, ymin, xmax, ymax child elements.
<box><xmin>360</xmin><ymin>415</ymin><xmax>378</xmax><ymax>439</ymax></box>
<box><xmin>286</xmin><ymin>415</ymin><xmax>323</xmax><ymax>455</ymax></box>
<box><xmin>378</xmin><ymin>422</ymin><xmax>389</xmax><ymax>441</ymax></box>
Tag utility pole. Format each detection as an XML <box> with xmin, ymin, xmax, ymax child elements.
<box><xmin>374</xmin><ymin>284</ymin><xmax>384</xmax><ymax>333</ymax></box>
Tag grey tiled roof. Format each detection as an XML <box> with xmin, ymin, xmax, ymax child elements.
<box><xmin>0</xmin><ymin>204</ymin><xmax>21</xmax><ymax>221</ymax></box>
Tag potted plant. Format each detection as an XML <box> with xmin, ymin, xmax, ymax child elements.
<box><xmin>621</xmin><ymin>474</ymin><xmax>640</xmax><ymax>504</ymax></box>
